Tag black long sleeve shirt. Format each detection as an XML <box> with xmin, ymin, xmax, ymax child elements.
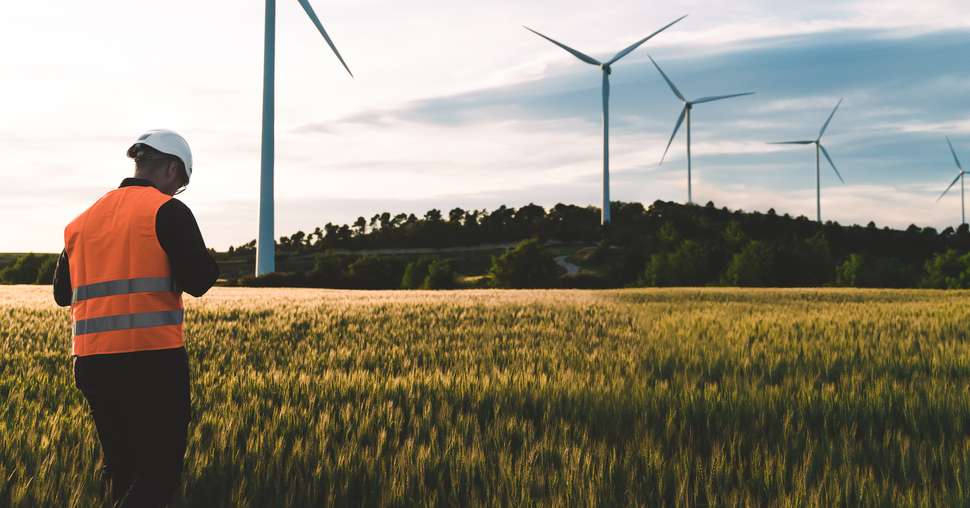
<box><xmin>53</xmin><ymin>178</ymin><xmax>219</xmax><ymax>307</ymax></box>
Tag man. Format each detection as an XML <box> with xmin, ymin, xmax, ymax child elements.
<box><xmin>53</xmin><ymin>129</ymin><xmax>219</xmax><ymax>507</ymax></box>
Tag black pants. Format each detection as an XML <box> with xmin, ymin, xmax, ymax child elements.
<box><xmin>74</xmin><ymin>347</ymin><xmax>191</xmax><ymax>508</ymax></box>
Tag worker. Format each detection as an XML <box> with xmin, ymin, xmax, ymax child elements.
<box><xmin>53</xmin><ymin>129</ymin><xmax>219</xmax><ymax>507</ymax></box>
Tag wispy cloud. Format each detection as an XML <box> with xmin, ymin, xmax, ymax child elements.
<box><xmin>4</xmin><ymin>1</ymin><xmax>970</xmax><ymax>252</ymax></box>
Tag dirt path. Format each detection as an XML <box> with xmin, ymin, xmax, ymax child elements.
<box><xmin>554</xmin><ymin>256</ymin><xmax>580</xmax><ymax>275</ymax></box>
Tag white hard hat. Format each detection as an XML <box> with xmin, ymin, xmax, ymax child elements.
<box><xmin>127</xmin><ymin>129</ymin><xmax>193</xmax><ymax>183</ymax></box>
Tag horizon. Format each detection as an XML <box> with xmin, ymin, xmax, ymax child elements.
<box><xmin>3</xmin><ymin>1</ymin><xmax>970</xmax><ymax>252</ymax></box>
<box><xmin>12</xmin><ymin>197</ymin><xmax>969</xmax><ymax>256</ymax></box>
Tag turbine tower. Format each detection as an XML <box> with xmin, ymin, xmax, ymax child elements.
<box><xmin>524</xmin><ymin>15</ymin><xmax>687</xmax><ymax>225</ymax></box>
<box><xmin>937</xmin><ymin>137</ymin><xmax>967</xmax><ymax>225</ymax></box>
<box><xmin>649</xmin><ymin>55</ymin><xmax>754</xmax><ymax>204</ymax></box>
<box><xmin>257</xmin><ymin>0</ymin><xmax>353</xmax><ymax>276</ymax></box>
<box><xmin>769</xmin><ymin>99</ymin><xmax>845</xmax><ymax>223</ymax></box>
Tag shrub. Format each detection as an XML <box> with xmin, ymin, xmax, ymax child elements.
<box><xmin>34</xmin><ymin>256</ymin><xmax>57</xmax><ymax>285</ymax></box>
<box><xmin>643</xmin><ymin>240</ymin><xmax>716</xmax><ymax>286</ymax></box>
<box><xmin>401</xmin><ymin>257</ymin><xmax>434</xmax><ymax>289</ymax></box>
<box><xmin>0</xmin><ymin>254</ymin><xmax>48</xmax><ymax>285</ymax></box>
<box><xmin>423</xmin><ymin>259</ymin><xmax>456</xmax><ymax>289</ymax></box>
<box><xmin>344</xmin><ymin>256</ymin><xmax>405</xmax><ymax>290</ymax></box>
<box><xmin>922</xmin><ymin>249</ymin><xmax>970</xmax><ymax>289</ymax></box>
<box><xmin>724</xmin><ymin>241</ymin><xmax>776</xmax><ymax>287</ymax></box>
<box><xmin>837</xmin><ymin>254</ymin><xmax>916</xmax><ymax>288</ymax></box>
<box><xmin>489</xmin><ymin>239</ymin><xmax>562</xmax><ymax>288</ymax></box>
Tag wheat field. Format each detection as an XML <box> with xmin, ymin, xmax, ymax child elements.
<box><xmin>2</xmin><ymin>286</ymin><xmax>970</xmax><ymax>507</ymax></box>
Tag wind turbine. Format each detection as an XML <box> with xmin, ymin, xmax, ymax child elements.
<box><xmin>769</xmin><ymin>99</ymin><xmax>845</xmax><ymax>223</ymax></box>
<box><xmin>524</xmin><ymin>15</ymin><xmax>687</xmax><ymax>225</ymax></box>
<box><xmin>257</xmin><ymin>0</ymin><xmax>353</xmax><ymax>276</ymax></box>
<box><xmin>649</xmin><ymin>55</ymin><xmax>754</xmax><ymax>204</ymax></box>
<box><xmin>937</xmin><ymin>137</ymin><xmax>967</xmax><ymax>225</ymax></box>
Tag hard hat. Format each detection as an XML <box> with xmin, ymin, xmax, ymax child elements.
<box><xmin>127</xmin><ymin>129</ymin><xmax>193</xmax><ymax>183</ymax></box>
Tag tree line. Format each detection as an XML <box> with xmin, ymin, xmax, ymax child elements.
<box><xmin>226</xmin><ymin>203</ymin><xmax>601</xmax><ymax>255</ymax></box>
<box><xmin>221</xmin><ymin>200</ymin><xmax>970</xmax><ymax>289</ymax></box>
<box><xmin>7</xmin><ymin>200</ymin><xmax>970</xmax><ymax>289</ymax></box>
<box><xmin>0</xmin><ymin>254</ymin><xmax>56</xmax><ymax>285</ymax></box>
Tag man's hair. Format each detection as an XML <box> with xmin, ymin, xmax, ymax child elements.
<box><xmin>128</xmin><ymin>143</ymin><xmax>187</xmax><ymax>181</ymax></box>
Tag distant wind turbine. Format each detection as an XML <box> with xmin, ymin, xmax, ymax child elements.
<box><xmin>937</xmin><ymin>137</ymin><xmax>967</xmax><ymax>225</ymax></box>
<box><xmin>524</xmin><ymin>15</ymin><xmax>687</xmax><ymax>225</ymax></box>
<box><xmin>769</xmin><ymin>99</ymin><xmax>845</xmax><ymax>223</ymax></box>
<box><xmin>649</xmin><ymin>55</ymin><xmax>754</xmax><ymax>204</ymax></box>
<box><xmin>257</xmin><ymin>0</ymin><xmax>353</xmax><ymax>276</ymax></box>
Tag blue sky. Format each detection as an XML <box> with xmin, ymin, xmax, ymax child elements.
<box><xmin>2</xmin><ymin>1</ymin><xmax>969</xmax><ymax>252</ymax></box>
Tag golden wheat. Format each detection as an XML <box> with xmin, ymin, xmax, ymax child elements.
<box><xmin>2</xmin><ymin>286</ymin><xmax>969</xmax><ymax>507</ymax></box>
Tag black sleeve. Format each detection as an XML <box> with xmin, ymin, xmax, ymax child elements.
<box><xmin>156</xmin><ymin>199</ymin><xmax>220</xmax><ymax>297</ymax></box>
<box><xmin>53</xmin><ymin>249</ymin><xmax>72</xmax><ymax>307</ymax></box>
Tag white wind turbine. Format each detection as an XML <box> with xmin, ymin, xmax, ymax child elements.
<box><xmin>649</xmin><ymin>55</ymin><xmax>754</xmax><ymax>204</ymax></box>
<box><xmin>769</xmin><ymin>99</ymin><xmax>845</xmax><ymax>223</ymax></box>
<box><xmin>524</xmin><ymin>15</ymin><xmax>687</xmax><ymax>225</ymax></box>
<box><xmin>937</xmin><ymin>137</ymin><xmax>967</xmax><ymax>225</ymax></box>
<box><xmin>257</xmin><ymin>0</ymin><xmax>353</xmax><ymax>276</ymax></box>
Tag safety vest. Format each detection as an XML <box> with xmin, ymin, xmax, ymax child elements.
<box><xmin>65</xmin><ymin>185</ymin><xmax>184</xmax><ymax>356</ymax></box>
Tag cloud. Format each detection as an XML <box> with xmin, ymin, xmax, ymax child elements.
<box><xmin>64</xmin><ymin>28</ymin><xmax>970</xmax><ymax>250</ymax></box>
<box><xmin>6</xmin><ymin>1</ymin><xmax>970</xmax><ymax>252</ymax></box>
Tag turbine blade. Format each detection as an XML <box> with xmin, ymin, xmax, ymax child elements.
<box><xmin>296</xmin><ymin>0</ymin><xmax>353</xmax><ymax>77</ymax></box>
<box><xmin>607</xmin><ymin>15</ymin><xmax>688</xmax><ymax>65</ymax></box>
<box><xmin>648</xmin><ymin>56</ymin><xmax>685</xmax><ymax>102</ymax></box>
<box><xmin>818</xmin><ymin>98</ymin><xmax>843</xmax><ymax>140</ymax></box>
<box><xmin>692</xmin><ymin>92</ymin><xmax>755</xmax><ymax>104</ymax></box>
<box><xmin>523</xmin><ymin>26</ymin><xmax>601</xmax><ymax>66</ymax></box>
<box><xmin>947</xmin><ymin>137</ymin><xmax>963</xmax><ymax>170</ymax></box>
<box><xmin>819</xmin><ymin>144</ymin><xmax>844</xmax><ymax>184</ymax></box>
<box><xmin>939</xmin><ymin>173</ymin><xmax>962</xmax><ymax>201</ymax></box>
<box><xmin>768</xmin><ymin>141</ymin><xmax>814</xmax><ymax>145</ymax></box>
<box><xmin>660</xmin><ymin>107</ymin><xmax>687</xmax><ymax>165</ymax></box>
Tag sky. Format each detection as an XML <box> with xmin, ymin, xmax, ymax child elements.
<box><xmin>2</xmin><ymin>0</ymin><xmax>970</xmax><ymax>252</ymax></box>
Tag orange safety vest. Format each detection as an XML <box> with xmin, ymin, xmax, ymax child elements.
<box><xmin>65</xmin><ymin>185</ymin><xmax>184</xmax><ymax>356</ymax></box>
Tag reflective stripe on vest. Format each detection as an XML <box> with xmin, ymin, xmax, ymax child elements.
<box><xmin>65</xmin><ymin>185</ymin><xmax>185</xmax><ymax>356</ymax></box>
<box><xmin>74</xmin><ymin>309</ymin><xmax>184</xmax><ymax>336</ymax></box>
<box><xmin>72</xmin><ymin>277</ymin><xmax>179</xmax><ymax>304</ymax></box>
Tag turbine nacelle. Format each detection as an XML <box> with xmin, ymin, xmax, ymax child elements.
<box><xmin>600</xmin><ymin>63</ymin><xmax>612</xmax><ymax>75</ymax></box>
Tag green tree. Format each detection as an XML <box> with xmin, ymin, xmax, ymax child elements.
<box><xmin>345</xmin><ymin>256</ymin><xmax>404</xmax><ymax>289</ymax></box>
<box><xmin>0</xmin><ymin>254</ymin><xmax>47</xmax><ymax>285</ymax></box>
<box><xmin>309</xmin><ymin>251</ymin><xmax>357</xmax><ymax>287</ymax></box>
<box><xmin>423</xmin><ymin>259</ymin><xmax>456</xmax><ymax>289</ymax></box>
<box><xmin>922</xmin><ymin>249</ymin><xmax>970</xmax><ymax>289</ymax></box>
<box><xmin>643</xmin><ymin>240</ymin><xmax>714</xmax><ymax>286</ymax></box>
<box><xmin>489</xmin><ymin>238</ymin><xmax>562</xmax><ymax>288</ymax></box>
<box><xmin>837</xmin><ymin>254</ymin><xmax>914</xmax><ymax>288</ymax></box>
<box><xmin>724</xmin><ymin>241</ymin><xmax>776</xmax><ymax>287</ymax></box>
<box><xmin>447</xmin><ymin>208</ymin><xmax>465</xmax><ymax>224</ymax></box>
<box><xmin>401</xmin><ymin>257</ymin><xmax>434</xmax><ymax>289</ymax></box>
<box><xmin>352</xmin><ymin>217</ymin><xmax>367</xmax><ymax>236</ymax></box>
<box><xmin>835</xmin><ymin>254</ymin><xmax>866</xmax><ymax>287</ymax></box>
<box><xmin>657</xmin><ymin>222</ymin><xmax>682</xmax><ymax>249</ymax></box>
<box><xmin>423</xmin><ymin>209</ymin><xmax>443</xmax><ymax>223</ymax></box>
<box><xmin>289</xmin><ymin>231</ymin><xmax>307</xmax><ymax>249</ymax></box>
<box><xmin>795</xmin><ymin>232</ymin><xmax>834</xmax><ymax>286</ymax></box>
<box><xmin>34</xmin><ymin>256</ymin><xmax>57</xmax><ymax>284</ymax></box>
<box><xmin>722</xmin><ymin>221</ymin><xmax>747</xmax><ymax>252</ymax></box>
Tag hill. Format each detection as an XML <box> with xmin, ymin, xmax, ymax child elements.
<box><xmin>219</xmin><ymin>200</ymin><xmax>970</xmax><ymax>289</ymax></box>
<box><xmin>7</xmin><ymin>200</ymin><xmax>970</xmax><ymax>289</ymax></box>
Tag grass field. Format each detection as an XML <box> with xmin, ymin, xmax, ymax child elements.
<box><xmin>2</xmin><ymin>286</ymin><xmax>970</xmax><ymax>506</ymax></box>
